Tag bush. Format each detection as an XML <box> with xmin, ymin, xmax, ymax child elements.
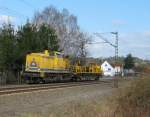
<box><xmin>114</xmin><ymin>77</ymin><xmax>150</xmax><ymax>117</ymax></box>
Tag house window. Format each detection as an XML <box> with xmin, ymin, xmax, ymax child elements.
<box><xmin>105</xmin><ymin>64</ymin><xmax>107</xmax><ymax>66</ymax></box>
<box><xmin>108</xmin><ymin>68</ymin><xmax>111</xmax><ymax>71</ymax></box>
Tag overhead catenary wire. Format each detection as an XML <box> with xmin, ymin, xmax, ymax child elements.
<box><xmin>0</xmin><ymin>6</ymin><xmax>28</xmax><ymax>18</ymax></box>
<box><xmin>94</xmin><ymin>32</ymin><xmax>116</xmax><ymax>47</ymax></box>
<box><xmin>0</xmin><ymin>6</ymin><xmax>29</xmax><ymax>28</ymax></box>
<box><xmin>18</xmin><ymin>0</ymin><xmax>36</xmax><ymax>10</ymax></box>
<box><xmin>87</xmin><ymin>41</ymin><xmax>107</xmax><ymax>44</ymax></box>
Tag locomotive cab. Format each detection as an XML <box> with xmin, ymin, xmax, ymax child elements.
<box><xmin>24</xmin><ymin>50</ymin><xmax>71</xmax><ymax>83</ymax></box>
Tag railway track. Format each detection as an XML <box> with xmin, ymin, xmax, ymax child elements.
<box><xmin>0</xmin><ymin>80</ymin><xmax>112</xmax><ymax>96</ymax></box>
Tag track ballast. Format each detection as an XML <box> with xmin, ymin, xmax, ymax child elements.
<box><xmin>0</xmin><ymin>80</ymin><xmax>112</xmax><ymax>96</ymax></box>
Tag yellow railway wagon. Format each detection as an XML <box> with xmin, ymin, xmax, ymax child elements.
<box><xmin>73</xmin><ymin>63</ymin><xmax>102</xmax><ymax>73</ymax></box>
<box><xmin>72</xmin><ymin>63</ymin><xmax>103</xmax><ymax>81</ymax></box>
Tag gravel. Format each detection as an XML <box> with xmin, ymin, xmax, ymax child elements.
<box><xmin>0</xmin><ymin>82</ymin><xmax>114</xmax><ymax>117</ymax></box>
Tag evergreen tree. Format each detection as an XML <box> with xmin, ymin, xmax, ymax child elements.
<box><xmin>16</xmin><ymin>22</ymin><xmax>59</xmax><ymax>69</ymax></box>
<box><xmin>37</xmin><ymin>24</ymin><xmax>59</xmax><ymax>51</ymax></box>
<box><xmin>0</xmin><ymin>21</ymin><xmax>59</xmax><ymax>83</ymax></box>
<box><xmin>124</xmin><ymin>54</ymin><xmax>135</xmax><ymax>69</ymax></box>
<box><xmin>16</xmin><ymin>21</ymin><xmax>38</xmax><ymax>55</ymax></box>
<box><xmin>15</xmin><ymin>21</ymin><xmax>38</xmax><ymax>70</ymax></box>
<box><xmin>0</xmin><ymin>24</ymin><xmax>16</xmax><ymax>70</ymax></box>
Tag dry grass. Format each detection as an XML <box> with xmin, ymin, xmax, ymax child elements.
<box><xmin>53</xmin><ymin>78</ymin><xmax>149</xmax><ymax>117</ymax></box>
<box><xmin>21</xmin><ymin>78</ymin><xmax>150</xmax><ymax>117</ymax></box>
<box><xmin>113</xmin><ymin>77</ymin><xmax>150</xmax><ymax>117</ymax></box>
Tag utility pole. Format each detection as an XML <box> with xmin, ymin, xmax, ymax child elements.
<box><xmin>111</xmin><ymin>32</ymin><xmax>119</xmax><ymax>88</ymax></box>
<box><xmin>48</xmin><ymin>34</ymin><xmax>50</xmax><ymax>51</ymax></box>
<box><xmin>111</xmin><ymin>32</ymin><xmax>118</xmax><ymax>64</ymax></box>
<box><xmin>94</xmin><ymin>32</ymin><xmax>119</xmax><ymax>63</ymax></box>
<box><xmin>48</xmin><ymin>33</ymin><xmax>56</xmax><ymax>51</ymax></box>
<box><xmin>81</xmin><ymin>40</ymin><xmax>84</xmax><ymax>65</ymax></box>
<box><xmin>94</xmin><ymin>32</ymin><xmax>119</xmax><ymax>88</ymax></box>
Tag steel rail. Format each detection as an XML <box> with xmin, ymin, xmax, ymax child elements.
<box><xmin>0</xmin><ymin>80</ymin><xmax>112</xmax><ymax>96</ymax></box>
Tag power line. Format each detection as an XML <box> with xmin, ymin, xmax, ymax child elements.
<box><xmin>93</xmin><ymin>32</ymin><xmax>119</xmax><ymax>88</ymax></box>
<box><xmin>87</xmin><ymin>41</ymin><xmax>107</xmax><ymax>44</ymax></box>
<box><xmin>94</xmin><ymin>33</ymin><xmax>116</xmax><ymax>47</ymax></box>
<box><xmin>0</xmin><ymin>6</ymin><xmax>29</xmax><ymax>26</ymax></box>
<box><xmin>94</xmin><ymin>32</ymin><xmax>119</xmax><ymax>65</ymax></box>
<box><xmin>0</xmin><ymin>6</ymin><xmax>28</xmax><ymax>18</ymax></box>
<box><xmin>19</xmin><ymin>0</ymin><xmax>36</xmax><ymax>10</ymax></box>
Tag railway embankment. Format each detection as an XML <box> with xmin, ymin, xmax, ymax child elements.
<box><xmin>0</xmin><ymin>78</ymin><xmax>144</xmax><ymax>117</ymax></box>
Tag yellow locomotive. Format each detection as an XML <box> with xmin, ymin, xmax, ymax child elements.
<box><xmin>23</xmin><ymin>50</ymin><xmax>102</xmax><ymax>83</ymax></box>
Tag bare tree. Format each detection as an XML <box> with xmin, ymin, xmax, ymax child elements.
<box><xmin>33</xmin><ymin>6</ymin><xmax>90</xmax><ymax>56</ymax></box>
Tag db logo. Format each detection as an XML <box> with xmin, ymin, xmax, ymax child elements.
<box><xmin>30</xmin><ymin>58</ymin><xmax>37</xmax><ymax>67</ymax></box>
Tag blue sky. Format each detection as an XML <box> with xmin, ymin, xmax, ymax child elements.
<box><xmin>0</xmin><ymin>0</ymin><xmax>150</xmax><ymax>59</ymax></box>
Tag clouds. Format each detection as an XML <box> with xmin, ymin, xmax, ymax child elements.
<box><xmin>0</xmin><ymin>15</ymin><xmax>16</xmax><ymax>24</ymax></box>
<box><xmin>86</xmin><ymin>37</ymin><xmax>114</xmax><ymax>58</ymax></box>
<box><xmin>112</xmin><ymin>19</ymin><xmax>127</xmax><ymax>26</ymax></box>
<box><xmin>142</xmin><ymin>31</ymin><xmax>150</xmax><ymax>37</ymax></box>
<box><xmin>87</xmin><ymin>44</ymin><xmax>114</xmax><ymax>58</ymax></box>
<box><xmin>87</xmin><ymin>31</ymin><xmax>150</xmax><ymax>59</ymax></box>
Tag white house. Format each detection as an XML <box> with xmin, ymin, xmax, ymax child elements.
<box><xmin>114</xmin><ymin>65</ymin><xmax>123</xmax><ymax>76</ymax></box>
<box><xmin>101</xmin><ymin>61</ymin><xmax>115</xmax><ymax>77</ymax></box>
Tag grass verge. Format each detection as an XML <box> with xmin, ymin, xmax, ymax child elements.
<box><xmin>22</xmin><ymin>78</ymin><xmax>150</xmax><ymax>117</ymax></box>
